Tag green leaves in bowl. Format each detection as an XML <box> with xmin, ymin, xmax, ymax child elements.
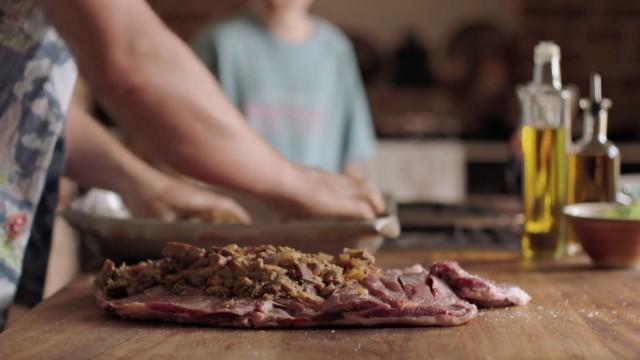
<box><xmin>604</xmin><ymin>201</ymin><xmax>640</xmax><ymax>219</ymax></box>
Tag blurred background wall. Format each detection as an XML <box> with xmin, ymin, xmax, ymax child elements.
<box><xmin>518</xmin><ymin>0</ymin><xmax>640</xmax><ymax>139</ymax></box>
<box><xmin>148</xmin><ymin>0</ymin><xmax>520</xmax><ymax>46</ymax></box>
<box><xmin>311</xmin><ymin>0</ymin><xmax>521</xmax><ymax>51</ymax></box>
<box><xmin>144</xmin><ymin>0</ymin><xmax>640</xmax><ymax>196</ymax></box>
<box><xmin>149</xmin><ymin>0</ymin><xmax>640</xmax><ymax>140</ymax></box>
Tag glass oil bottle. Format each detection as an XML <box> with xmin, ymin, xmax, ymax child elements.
<box><xmin>518</xmin><ymin>42</ymin><xmax>574</xmax><ymax>260</ymax></box>
<box><xmin>568</xmin><ymin>73</ymin><xmax>620</xmax><ymax>226</ymax></box>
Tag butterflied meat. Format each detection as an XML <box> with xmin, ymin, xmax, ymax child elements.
<box><xmin>97</xmin><ymin>266</ymin><xmax>477</xmax><ymax>328</ymax></box>
<box><xmin>328</xmin><ymin>269</ymin><xmax>477</xmax><ymax>327</ymax></box>
<box><xmin>95</xmin><ymin>243</ymin><xmax>527</xmax><ymax>328</ymax></box>
<box><xmin>430</xmin><ymin>261</ymin><xmax>531</xmax><ymax>307</ymax></box>
<box><xmin>96</xmin><ymin>286</ymin><xmax>297</xmax><ymax>327</ymax></box>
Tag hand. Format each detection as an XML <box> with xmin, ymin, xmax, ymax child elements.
<box><xmin>62</xmin><ymin>105</ymin><xmax>250</xmax><ymax>224</ymax></box>
<box><xmin>278</xmin><ymin>166</ymin><xmax>385</xmax><ymax>220</ymax></box>
<box><xmin>123</xmin><ymin>174</ymin><xmax>251</xmax><ymax>224</ymax></box>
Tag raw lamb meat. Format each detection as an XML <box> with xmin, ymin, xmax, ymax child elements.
<box><xmin>430</xmin><ymin>261</ymin><xmax>531</xmax><ymax>307</ymax></box>
<box><xmin>95</xmin><ymin>243</ymin><xmax>529</xmax><ymax>328</ymax></box>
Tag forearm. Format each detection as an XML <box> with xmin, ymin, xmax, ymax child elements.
<box><xmin>343</xmin><ymin>162</ymin><xmax>367</xmax><ymax>179</ymax></box>
<box><xmin>64</xmin><ymin>105</ymin><xmax>252</xmax><ymax>222</ymax></box>
<box><xmin>64</xmin><ymin>104</ymin><xmax>162</xmax><ymax>200</ymax></box>
<box><xmin>40</xmin><ymin>0</ymin><xmax>301</xmax><ymax>203</ymax></box>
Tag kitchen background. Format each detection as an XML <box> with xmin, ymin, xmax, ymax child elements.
<box><xmin>140</xmin><ymin>0</ymin><xmax>640</xmax><ymax>196</ymax></box>
<box><xmin>6</xmin><ymin>0</ymin><xmax>640</xmax><ymax>346</ymax></box>
<box><xmin>46</xmin><ymin>0</ymin><xmax>640</xmax><ymax>296</ymax></box>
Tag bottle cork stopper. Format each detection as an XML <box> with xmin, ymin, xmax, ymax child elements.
<box><xmin>534</xmin><ymin>41</ymin><xmax>561</xmax><ymax>63</ymax></box>
<box><xmin>590</xmin><ymin>73</ymin><xmax>602</xmax><ymax>103</ymax></box>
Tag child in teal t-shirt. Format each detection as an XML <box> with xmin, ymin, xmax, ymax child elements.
<box><xmin>192</xmin><ymin>0</ymin><xmax>376</xmax><ymax>174</ymax></box>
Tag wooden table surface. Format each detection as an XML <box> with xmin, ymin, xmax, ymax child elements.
<box><xmin>1</xmin><ymin>249</ymin><xmax>639</xmax><ymax>360</ymax></box>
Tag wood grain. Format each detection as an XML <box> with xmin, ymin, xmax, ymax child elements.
<box><xmin>1</xmin><ymin>250</ymin><xmax>639</xmax><ymax>360</ymax></box>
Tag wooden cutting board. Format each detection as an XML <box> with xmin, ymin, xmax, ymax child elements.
<box><xmin>1</xmin><ymin>249</ymin><xmax>639</xmax><ymax>359</ymax></box>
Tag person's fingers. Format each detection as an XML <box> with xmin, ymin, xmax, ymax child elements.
<box><xmin>328</xmin><ymin>175</ymin><xmax>381</xmax><ymax>220</ymax></box>
<box><xmin>126</xmin><ymin>196</ymin><xmax>175</xmax><ymax>221</ymax></box>
<box><xmin>360</xmin><ymin>180</ymin><xmax>385</xmax><ymax>215</ymax></box>
<box><xmin>216</xmin><ymin>198</ymin><xmax>252</xmax><ymax>224</ymax></box>
<box><xmin>159</xmin><ymin>209</ymin><xmax>178</xmax><ymax>222</ymax></box>
<box><xmin>330</xmin><ymin>200</ymin><xmax>375</xmax><ymax>221</ymax></box>
<box><xmin>339</xmin><ymin>176</ymin><xmax>384</xmax><ymax>217</ymax></box>
<box><xmin>179</xmin><ymin>191</ymin><xmax>252</xmax><ymax>224</ymax></box>
<box><xmin>356</xmin><ymin>200</ymin><xmax>376</xmax><ymax>220</ymax></box>
<box><xmin>140</xmin><ymin>202</ymin><xmax>175</xmax><ymax>221</ymax></box>
<box><xmin>345</xmin><ymin>169</ymin><xmax>366</xmax><ymax>182</ymax></box>
<box><xmin>285</xmin><ymin>167</ymin><xmax>382</xmax><ymax>221</ymax></box>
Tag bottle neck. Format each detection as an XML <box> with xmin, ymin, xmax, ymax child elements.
<box><xmin>596</xmin><ymin>110</ymin><xmax>609</xmax><ymax>142</ymax></box>
<box><xmin>583</xmin><ymin>110</ymin><xmax>609</xmax><ymax>143</ymax></box>
<box><xmin>533</xmin><ymin>59</ymin><xmax>562</xmax><ymax>89</ymax></box>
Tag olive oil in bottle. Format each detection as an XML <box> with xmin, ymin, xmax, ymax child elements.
<box><xmin>568</xmin><ymin>73</ymin><xmax>620</xmax><ymax>225</ymax></box>
<box><xmin>518</xmin><ymin>42</ymin><xmax>574</xmax><ymax>260</ymax></box>
<box><xmin>521</xmin><ymin>125</ymin><xmax>567</xmax><ymax>259</ymax></box>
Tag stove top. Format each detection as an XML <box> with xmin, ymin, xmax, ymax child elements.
<box><xmin>388</xmin><ymin>195</ymin><xmax>523</xmax><ymax>250</ymax></box>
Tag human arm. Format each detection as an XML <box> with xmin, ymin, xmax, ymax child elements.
<box><xmin>64</xmin><ymin>104</ymin><xmax>250</xmax><ymax>222</ymax></box>
<box><xmin>191</xmin><ymin>28</ymin><xmax>242</xmax><ymax>110</ymax></box>
<box><xmin>38</xmin><ymin>0</ymin><xmax>383</xmax><ymax>219</ymax></box>
<box><xmin>191</xmin><ymin>29</ymin><xmax>220</xmax><ymax>78</ymax></box>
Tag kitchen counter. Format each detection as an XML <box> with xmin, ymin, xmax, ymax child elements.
<box><xmin>1</xmin><ymin>249</ymin><xmax>639</xmax><ymax>359</ymax></box>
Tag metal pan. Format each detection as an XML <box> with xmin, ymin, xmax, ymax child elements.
<box><xmin>62</xmin><ymin>197</ymin><xmax>400</xmax><ymax>261</ymax></box>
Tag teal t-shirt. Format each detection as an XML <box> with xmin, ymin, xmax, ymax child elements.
<box><xmin>192</xmin><ymin>15</ymin><xmax>376</xmax><ymax>172</ymax></box>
